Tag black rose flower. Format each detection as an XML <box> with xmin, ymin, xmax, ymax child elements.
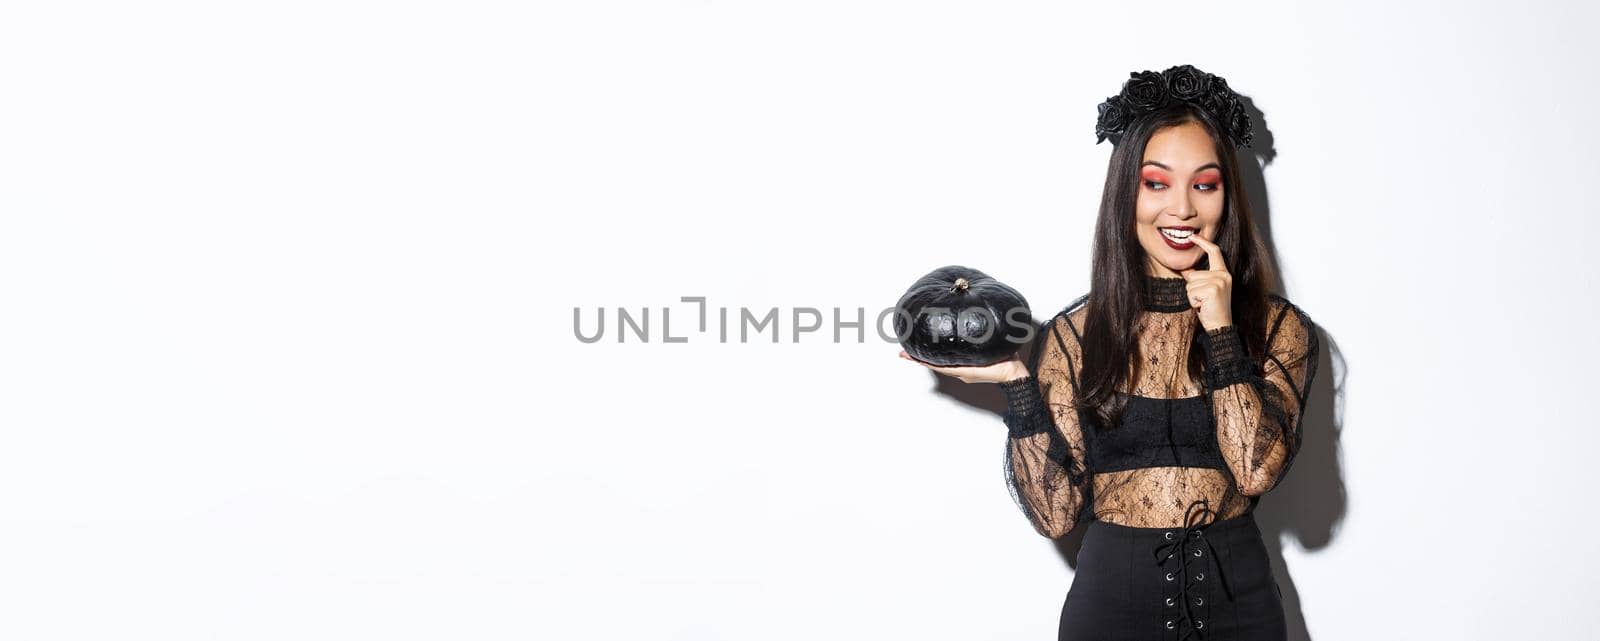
<box><xmin>1095</xmin><ymin>95</ymin><xmax>1130</xmax><ymax>143</ymax></box>
<box><xmin>1209</xmin><ymin>74</ymin><xmax>1232</xmax><ymax>97</ymax></box>
<box><xmin>1200</xmin><ymin>89</ymin><xmax>1230</xmax><ymax>122</ymax></box>
<box><xmin>1223</xmin><ymin>97</ymin><xmax>1253</xmax><ymax>147</ymax></box>
<box><xmin>1162</xmin><ymin>65</ymin><xmax>1211</xmax><ymax>101</ymax></box>
<box><xmin>1122</xmin><ymin>70</ymin><xmax>1169</xmax><ymax>111</ymax></box>
<box><xmin>1198</xmin><ymin>74</ymin><xmax>1234</xmax><ymax>116</ymax></box>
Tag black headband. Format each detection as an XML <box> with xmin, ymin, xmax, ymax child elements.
<box><xmin>1094</xmin><ymin>64</ymin><xmax>1254</xmax><ymax>149</ymax></box>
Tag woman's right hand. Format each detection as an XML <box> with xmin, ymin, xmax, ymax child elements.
<box><xmin>898</xmin><ymin>350</ymin><xmax>1030</xmax><ymax>385</ymax></box>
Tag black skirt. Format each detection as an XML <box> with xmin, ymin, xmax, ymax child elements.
<box><xmin>1058</xmin><ymin>509</ymin><xmax>1286</xmax><ymax>641</ymax></box>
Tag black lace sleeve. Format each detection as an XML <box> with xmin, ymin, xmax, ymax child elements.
<box><xmin>1197</xmin><ymin>296</ymin><xmax>1320</xmax><ymax>496</ymax></box>
<box><xmin>996</xmin><ymin>313</ymin><xmax>1093</xmax><ymax>538</ymax></box>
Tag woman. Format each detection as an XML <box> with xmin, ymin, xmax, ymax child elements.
<box><xmin>900</xmin><ymin>65</ymin><xmax>1319</xmax><ymax>641</ymax></box>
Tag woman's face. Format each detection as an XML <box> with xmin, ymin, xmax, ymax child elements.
<box><xmin>1135</xmin><ymin>121</ymin><xmax>1226</xmax><ymax>278</ymax></box>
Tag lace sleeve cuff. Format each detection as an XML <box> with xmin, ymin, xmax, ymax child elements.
<box><xmin>997</xmin><ymin>376</ymin><xmax>1052</xmax><ymax>438</ymax></box>
<box><xmin>1198</xmin><ymin>324</ymin><xmax>1252</xmax><ymax>390</ymax></box>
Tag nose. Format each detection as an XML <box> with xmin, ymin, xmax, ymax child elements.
<box><xmin>1168</xmin><ymin>193</ymin><xmax>1199</xmax><ymax>220</ymax></box>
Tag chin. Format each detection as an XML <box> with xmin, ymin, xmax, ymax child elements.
<box><xmin>1160</xmin><ymin>259</ymin><xmax>1192</xmax><ymax>274</ymax></box>
<box><xmin>1145</xmin><ymin>247</ymin><xmax>1192</xmax><ymax>273</ymax></box>
<box><xmin>1176</xmin><ymin>250</ymin><xmax>1203</xmax><ymax>266</ymax></box>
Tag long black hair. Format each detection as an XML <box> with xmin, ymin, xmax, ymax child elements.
<box><xmin>1078</xmin><ymin>102</ymin><xmax>1278</xmax><ymax>432</ymax></box>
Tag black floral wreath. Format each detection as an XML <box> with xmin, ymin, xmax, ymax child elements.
<box><xmin>1094</xmin><ymin>64</ymin><xmax>1253</xmax><ymax>149</ymax></box>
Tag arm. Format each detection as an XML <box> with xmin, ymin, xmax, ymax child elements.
<box><xmin>1199</xmin><ymin>298</ymin><xmax>1320</xmax><ymax>496</ymax></box>
<box><xmin>997</xmin><ymin>316</ymin><xmax>1093</xmax><ymax>538</ymax></box>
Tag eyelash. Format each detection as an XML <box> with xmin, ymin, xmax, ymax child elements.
<box><xmin>1144</xmin><ymin>180</ymin><xmax>1220</xmax><ymax>192</ymax></box>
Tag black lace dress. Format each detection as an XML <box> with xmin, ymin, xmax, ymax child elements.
<box><xmin>995</xmin><ymin>275</ymin><xmax>1319</xmax><ymax>641</ymax></box>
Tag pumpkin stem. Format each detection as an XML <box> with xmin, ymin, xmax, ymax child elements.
<box><xmin>951</xmin><ymin>277</ymin><xmax>969</xmax><ymax>293</ymax></box>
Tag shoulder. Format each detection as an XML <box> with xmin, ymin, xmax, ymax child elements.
<box><xmin>1024</xmin><ymin>293</ymin><xmax>1090</xmax><ymax>371</ymax></box>
<box><xmin>1030</xmin><ymin>290</ymin><xmax>1094</xmax><ymax>351</ymax></box>
<box><xmin>1265</xmin><ymin>292</ymin><xmax>1312</xmax><ymax>326</ymax></box>
<box><xmin>1041</xmin><ymin>293</ymin><xmax>1090</xmax><ymax>341</ymax></box>
<box><xmin>1263</xmin><ymin>293</ymin><xmax>1317</xmax><ymax>349</ymax></box>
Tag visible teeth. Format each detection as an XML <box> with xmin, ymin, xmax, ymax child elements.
<box><xmin>1161</xmin><ymin>228</ymin><xmax>1194</xmax><ymax>241</ymax></box>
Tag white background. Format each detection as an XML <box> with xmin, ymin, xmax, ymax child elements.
<box><xmin>3</xmin><ymin>1</ymin><xmax>1596</xmax><ymax>639</ymax></box>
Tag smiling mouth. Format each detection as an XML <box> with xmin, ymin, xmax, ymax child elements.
<box><xmin>1160</xmin><ymin>227</ymin><xmax>1196</xmax><ymax>242</ymax></box>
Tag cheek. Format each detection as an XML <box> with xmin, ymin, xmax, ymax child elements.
<box><xmin>1195</xmin><ymin>187</ymin><xmax>1224</xmax><ymax>217</ymax></box>
<box><xmin>1134</xmin><ymin>193</ymin><xmax>1163</xmax><ymax>223</ymax></box>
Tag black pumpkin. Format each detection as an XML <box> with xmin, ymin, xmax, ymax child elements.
<box><xmin>894</xmin><ymin>265</ymin><xmax>1033</xmax><ymax>367</ymax></box>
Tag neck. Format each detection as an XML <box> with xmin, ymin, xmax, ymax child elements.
<box><xmin>1146</xmin><ymin>260</ymin><xmax>1182</xmax><ymax>279</ymax></box>
<box><xmin>1142</xmin><ymin>273</ymin><xmax>1192</xmax><ymax>313</ymax></box>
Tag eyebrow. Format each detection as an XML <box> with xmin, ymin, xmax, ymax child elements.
<box><xmin>1142</xmin><ymin>161</ymin><xmax>1221</xmax><ymax>173</ymax></box>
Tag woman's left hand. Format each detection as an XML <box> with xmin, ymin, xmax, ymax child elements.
<box><xmin>1181</xmin><ymin>234</ymin><xmax>1234</xmax><ymax>331</ymax></box>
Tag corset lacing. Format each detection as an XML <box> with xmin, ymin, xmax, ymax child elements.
<box><xmin>1152</xmin><ymin>499</ymin><xmax>1235</xmax><ymax>640</ymax></box>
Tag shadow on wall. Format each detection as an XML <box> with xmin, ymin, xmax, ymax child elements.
<box><xmin>917</xmin><ymin>97</ymin><xmax>1349</xmax><ymax>641</ymax></box>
